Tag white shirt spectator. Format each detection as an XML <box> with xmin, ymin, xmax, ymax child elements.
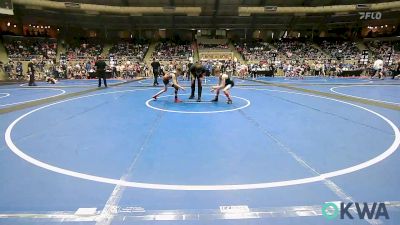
<box><xmin>373</xmin><ymin>59</ymin><xmax>383</xmax><ymax>70</ymax></box>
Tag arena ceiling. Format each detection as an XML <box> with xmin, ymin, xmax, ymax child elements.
<box><xmin>4</xmin><ymin>0</ymin><xmax>400</xmax><ymax>30</ymax></box>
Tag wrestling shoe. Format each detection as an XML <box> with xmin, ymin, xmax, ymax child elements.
<box><xmin>174</xmin><ymin>99</ymin><xmax>183</xmax><ymax>103</ymax></box>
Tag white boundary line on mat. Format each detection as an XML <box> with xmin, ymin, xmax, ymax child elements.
<box><xmin>0</xmin><ymin>88</ymin><xmax>66</xmax><ymax>107</ymax></box>
<box><xmin>4</xmin><ymin>88</ymin><xmax>400</xmax><ymax>190</ymax></box>
<box><xmin>146</xmin><ymin>94</ymin><xmax>251</xmax><ymax>114</ymax></box>
<box><xmin>0</xmin><ymin>93</ymin><xmax>10</xmax><ymax>99</ymax></box>
<box><xmin>330</xmin><ymin>85</ymin><xmax>400</xmax><ymax>105</ymax></box>
<box><xmin>19</xmin><ymin>80</ymin><xmax>127</xmax><ymax>88</ymax></box>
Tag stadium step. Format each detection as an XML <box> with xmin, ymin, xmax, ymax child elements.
<box><xmin>143</xmin><ymin>41</ymin><xmax>158</xmax><ymax>65</ymax></box>
<box><xmin>193</xmin><ymin>40</ymin><xmax>199</xmax><ymax>62</ymax></box>
<box><xmin>228</xmin><ymin>42</ymin><xmax>245</xmax><ymax>64</ymax></box>
<box><xmin>56</xmin><ymin>39</ymin><xmax>65</xmax><ymax>63</ymax></box>
<box><xmin>0</xmin><ymin>38</ymin><xmax>8</xmax><ymax>80</ymax></box>
<box><xmin>356</xmin><ymin>41</ymin><xmax>368</xmax><ymax>52</ymax></box>
<box><xmin>102</xmin><ymin>43</ymin><xmax>113</xmax><ymax>58</ymax></box>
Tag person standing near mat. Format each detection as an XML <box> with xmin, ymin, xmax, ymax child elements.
<box><xmin>372</xmin><ymin>57</ymin><xmax>384</xmax><ymax>80</ymax></box>
<box><xmin>95</xmin><ymin>56</ymin><xmax>107</xmax><ymax>87</ymax></box>
<box><xmin>189</xmin><ymin>62</ymin><xmax>206</xmax><ymax>102</ymax></box>
<box><xmin>393</xmin><ymin>60</ymin><xmax>400</xmax><ymax>79</ymax></box>
<box><xmin>151</xmin><ymin>58</ymin><xmax>161</xmax><ymax>86</ymax></box>
<box><xmin>152</xmin><ymin>68</ymin><xmax>185</xmax><ymax>103</ymax></box>
<box><xmin>28</xmin><ymin>58</ymin><xmax>37</xmax><ymax>86</ymax></box>
<box><xmin>211</xmin><ymin>68</ymin><xmax>234</xmax><ymax>104</ymax></box>
<box><xmin>16</xmin><ymin>61</ymin><xmax>23</xmax><ymax>79</ymax></box>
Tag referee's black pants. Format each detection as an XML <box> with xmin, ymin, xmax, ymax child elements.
<box><xmin>153</xmin><ymin>72</ymin><xmax>159</xmax><ymax>85</ymax></box>
<box><xmin>98</xmin><ymin>70</ymin><xmax>107</xmax><ymax>87</ymax></box>
<box><xmin>190</xmin><ymin>75</ymin><xmax>202</xmax><ymax>99</ymax></box>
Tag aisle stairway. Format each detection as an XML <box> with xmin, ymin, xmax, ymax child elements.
<box><xmin>192</xmin><ymin>41</ymin><xmax>199</xmax><ymax>62</ymax></box>
<box><xmin>356</xmin><ymin>41</ymin><xmax>368</xmax><ymax>52</ymax></box>
<box><xmin>228</xmin><ymin>42</ymin><xmax>245</xmax><ymax>64</ymax></box>
<box><xmin>102</xmin><ymin>43</ymin><xmax>112</xmax><ymax>58</ymax></box>
<box><xmin>0</xmin><ymin>38</ymin><xmax>9</xmax><ymax>80</ymax></box>
<box><xmin>143</xmin><ymin>41</ymin><xmax>158</xmax><ymax>65</ymax></box>
<box><xmin>56</xmin><ymin>39</ymin><xmax>65</xmax><ymax>62</ymax></box>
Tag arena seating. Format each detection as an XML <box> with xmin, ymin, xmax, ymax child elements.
<box><xmin>366</xmin><ymin>40</ymin><xmax>400</xmax><ymax>62</ymax></box>
<box><xmin>235</xmin><ymin>42</ymin><xmax>275</xmax><ymax>62</ymax></box>
<box><xmin>198</xmin><ymin>44</ymin><xmax>229</xmax><ymax>50</ymax></box>
<box><xmin>367</xmin><ymin>41</ymin><xmax>394</xmax><ymax>56</ymax></box>
<box><xmin>274</xmin><ymin>39</ymin><xmax>327</xmax><ymax>61</ymax></box>
<box><xmin>152</xmin><ymin>41</ymin><xmax>193</xmax><ymax>61</ymax></box>
<box><xmin>317</xmin><ymin>39</ymin><xmax>361</xmax><ymax>60</ymax></box>
<box><xmin>1</xmin><ymin>35</ymin><xmax>396</xmax><ymax>80</ymax></box>
<box><xmin>109</xmin><ymin>41</ymin><xmax>149</xmax><ymax>62</ymax></box>
<box><xmin>3</xmin><ymin>36</ymin><xmax>57</xmax><ymax>61</ymax></box>
<box><xmin>64</xmin><ymin>39</ymin><xmax>103</xmax><ymax>60</ymax></box>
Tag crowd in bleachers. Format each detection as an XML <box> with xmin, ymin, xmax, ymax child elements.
<box><xmin>1</xmin><ymin>58</ymin><xmax>65</xmax><ymax>80</ymax></box>
<box><xmin>63</xmin><ymin>39</ymin><xmax>103</xmax><ymax>60</ymax></box>
<box><xmin>244</xmin><ymin>59</ymin><xmax>371</xmax><ymax>78</ymax></box>
<box><xmin>152</xmin><ymin>42</ymin><xmax>193</xmax><ymax>61</ymax></box>
<box><xmin>2</xmin><ymin>36</ymin><xmax>399</xmax><ymax>80</ymax></box>
<box><xmin>151</xmin><ymin>59</ymin><xmax>239</xmax><ymax>80</ymax></box>
<box><xmin>235</xmin><ymin>42</ymin><xmax>275</xmax><ymax>61</ymax></box>
<box><xmin>318</xmin><ymin>39</ymin><xmax>361</xmax><ymax>60</ymax></box>
<box><xmin>4</xmin><ymin>38</ymin><xmax>57</xmax><ymax>60</ymax></box>
<box><xmin>2</xmin><ymin>59</ymin><xmax>148</xmax><ymax>80</ymax></box>
<box><xmin>275</xmin><ymin>39</ymin><xmax>326</xmax><ymax>60</ymax></box>
<box><xmin>366</xmin><ymin>41</ymin><xmax>400</xmax><ymax>61</ymax></box>
<box><xmin>367</xmin><ymin>41</ymin><xmax>394</xmax><ymax>56</ymax></box>
<box><xmin>366</xmin><ymin>41</ymin><xmax>400</xmax><ymax>74</ymax></box>
<box><xmin>198</xmin><ymin>44</ymin><xmax>229</xmax><ymax>50</ymax></box>
<box><xmin>60</xmin><ymin>59</ymin><xmax>148</xmax><ymax>79</ymax></box>
<box><xmin>109</xmin><ymin>41</ymin><xmax>149</xmax><ymax>62</ymax></box>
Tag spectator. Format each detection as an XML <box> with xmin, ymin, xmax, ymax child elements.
<box><xmin>152</xmin><ymin>41</ymin><xmax>193</xmax><ymax>62</ymax></box>
<box><xmin>64</xmin><ymin>38</ymin><xmax>103</xmax><ymax>60</ymax></box>
<box><xmin>318</xmin><ymin>39</ymin><xmax>361</xmax><ymax>60</ymax></box>
<box><xmin>4</xmin><ymin>37</ymin><xmax>57</xmax><ymax>61</ymax></box>
<box><xmin>28</xmin><ymin>58</ymin><xmax>37</xmax><ymax>86</ymax></box>
<box><xmin>109</xmin><ymin>41</ymin><xmax>148</xmax><ymax>62</ymax></box>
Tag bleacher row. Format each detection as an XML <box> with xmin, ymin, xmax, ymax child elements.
<box><xmin>3</xmin><ymin>36</ymin><xmax>57</xmax><ymax>61</ymax></box>
<box><xmin>1</xmin><ymin>35</ymin><xmax>398</xmax><ymax>64</ymax></box>
<box><xmin>152</xmin><ymin>41</ymin><xmax>193</xmax><ymax>63</ymax></box>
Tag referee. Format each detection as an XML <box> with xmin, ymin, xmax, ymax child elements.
<box><xmin>28</xmin><ymin>58</ymin><xmax>37</xmax><ymax>86</ymax></box>
<box><xmin>151</xmin><ymin>58</ymin><xmax>161</xmax><ymax>86</ymax></box>
<box><xmin>189</xmin><ymin>62</ymin><xmax>206</xmax><ymax>102</ymax></box>
<box><xmin>95</xmin><ymin>56</ymin><xmax>107</xmax><ymax>87</ymax></box>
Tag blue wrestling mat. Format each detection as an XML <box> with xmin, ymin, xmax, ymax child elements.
<box><xmin>0</xmin><ymin>78</ymin><xmax>399</xmax><ymax>225</ymax></box>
